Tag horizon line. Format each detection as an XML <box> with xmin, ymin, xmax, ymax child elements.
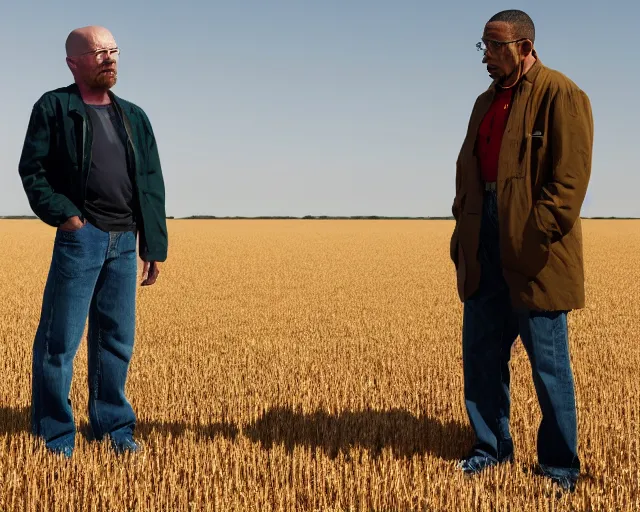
<box><xmin>1</xmin><ymin>215</ymin><xmax>639</xmax><ymax>221</ymax></box>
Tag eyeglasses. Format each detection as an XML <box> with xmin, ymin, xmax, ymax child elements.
<box><xmin>476</xmin><ymin>38</ymin><xmax>527</xmax><ymax>53</ymax></box>
<box><xmin>76</xmin><ymin>47</ymin><xmax>120</xmax><ymax>63</ymax></box>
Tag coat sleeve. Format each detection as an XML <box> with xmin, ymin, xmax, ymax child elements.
<box><xmin>450</xmin><ymin>156</ymin><xmax>462</xmax><ymax>265</ymax></box>
<box><xmin>138</xmin><ymin>109</ymin><xmax>168</xmax><ymax>262</ymax></box>
<box><xmin>450</xmin><ymin>95</ymin><xmax>482</xmax><ymax>265</ymax></box>
<box><xmin>530</xmin><ymin>87</ymin><xmax>594</xmax><ymax>243</ymax></box>
<box><xmin>18</xmin><ymin>98</ymin><xmax>82</xmax><ymax>226</ymax></box>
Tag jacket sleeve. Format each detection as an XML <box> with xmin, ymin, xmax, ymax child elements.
<box><xmin>138</xmin><ymin>110</ymin><xmax>168</xmax><ymax>262</ymax></box>
<box><xmin>18</xmin><ymin>98</ymin><xmax>82</xmax><ymax>226</ymax></box>
<box><xmin>450</xmin><ymin>156</ymin><xmax>462</xmax><ymax>265</ymax></box>
<box><xmin>530</xmin><ymin>87</ymin><xmax>594</xmax><ymax>243</ymax></box>
<box><xmin>450</xmin><ymin>95</ymin><xmax>482</xmax><ymax>265</ymax></box>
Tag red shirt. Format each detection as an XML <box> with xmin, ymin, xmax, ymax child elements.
<box><xmin>475</xmin><ymin>87</ymin><xmax>514</xmax><ymax>182</ymax></box>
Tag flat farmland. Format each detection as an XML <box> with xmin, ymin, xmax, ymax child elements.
<box><xmin>0</xmin><ymin>219</ymin><xmax>637</xmax><ymax>511</ymax></box>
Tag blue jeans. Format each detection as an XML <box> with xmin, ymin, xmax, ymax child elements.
<box><xmin>31</xmin><ymin>221</ymin><xmax>138</xmax><ymax>451</ymax></box>
<box><xmin>462</xmin><ymin>190</ymin><xmax>580</xmax><ymax>480</ymax></box>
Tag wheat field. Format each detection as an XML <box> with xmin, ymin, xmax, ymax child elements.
<box><xmin>0</xmin><ymin>219</ymin><xmax>637</xmax><ymax>511</ymax></box>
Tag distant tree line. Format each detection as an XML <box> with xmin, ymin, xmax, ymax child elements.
<box><xmin>1</xmin><ymin>215</ymin><xmax>637</xmax><ymax>221</ymax></box>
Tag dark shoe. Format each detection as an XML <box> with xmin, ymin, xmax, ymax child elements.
<box><xmin>549</xmin><ymin>475</ymin><xmax>576</xmax><ymax>493</ymax></box>
<box><xmin>457</xmin><ymin>450</ymin><xmax>513</xmax><ymax>475</ymax></box>
<box><xmin>110</xmin><ymin>436</ymin><xmax>140</xmax><ymax>455</ymax></box>
<box><xmin>534</xmin><ymin>464</ymin><xmax>578</xmax><ymax>493</ymax></box>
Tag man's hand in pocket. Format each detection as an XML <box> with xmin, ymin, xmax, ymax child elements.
<box><xmin>59</xmin><ymin>216</ymin><xmax>86</xmax><ymax>231</ymax></box>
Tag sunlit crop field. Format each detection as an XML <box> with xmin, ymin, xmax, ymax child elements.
<box><xmin>0</xmin><ymin>219</ymin><xmax>637</xmax><ymax>511</ymax></box>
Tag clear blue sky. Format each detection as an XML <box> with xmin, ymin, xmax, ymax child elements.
<box><xmin>1</xmin><ymin>1</ymin><xmax>637</xmax><ymax>218</ymax></box>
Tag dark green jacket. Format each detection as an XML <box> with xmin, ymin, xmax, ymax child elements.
<box><xmin>18</xmin><ymin>83</ymin><xmax>168</xmax><ymax>262</ymax></box>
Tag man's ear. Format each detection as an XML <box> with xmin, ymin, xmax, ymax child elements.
<box><xmin>66</xmin><ymin>57</ymin><xmax>77</xmax><ymax>73</ymax></box>
<box><xmin>520</xmin><ymin>39</ymin><xmax>533</xmax><ymax>57</ymax></box>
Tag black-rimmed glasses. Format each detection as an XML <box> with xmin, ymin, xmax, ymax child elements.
<box><xmin>476</xmin><ymin>38</ymin><xmax>527</xmax><ymax>53</ymax></box>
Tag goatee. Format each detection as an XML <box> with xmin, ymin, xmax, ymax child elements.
<box><xmin>91</xmin><ymin>71</ymin><xmax>117</xmax><ymax>90</ymax></box>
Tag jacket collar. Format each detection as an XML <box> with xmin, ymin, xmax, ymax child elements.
<box><xmin>67</xmin><ymin>82</ymin><xmax>125</xmax><ymax>114</ymax></box>
<box><xmin>522</xmin><ymin>50</ymin><xmax>543</xmax><ymax>84</ymax></box>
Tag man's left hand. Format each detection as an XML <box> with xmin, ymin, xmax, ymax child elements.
<box><xmin>141</xmin><ymin>261</ymin><xmax>160</xmax><ymax>286</ymax></box>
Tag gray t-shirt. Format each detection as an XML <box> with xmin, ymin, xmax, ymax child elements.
<box><xmin>84</xmin><ymin>103</ymin><xmax>137</xmax><ymax>232</ymax></box>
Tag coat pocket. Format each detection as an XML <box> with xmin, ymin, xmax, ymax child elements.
<box><xmin>518</xmin><ymin>214</ymin><xmax>551</xmax><ymax>277</ymax></box>
<box><xmin>502</xmin><ymin>213</ymin><xmax>550</xmax><ymax>279</ymax></box>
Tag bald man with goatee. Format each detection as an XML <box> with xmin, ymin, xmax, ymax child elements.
<box><xmin>18</xmin><ymin>26</ymin><xmax>168</xmax><ymax>458</ymax></box>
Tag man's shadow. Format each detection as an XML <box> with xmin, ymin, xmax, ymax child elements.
<box><xmin>0</xmin><ymin>406</ymin><xmax>30</xmax><ymax>435</ymax></box>
<box><xmin>5</xmin><ymin>404</ymin><xmax>472</xmax><ymax>462</ymax></box>
<box><xmin>134</xmin><ymin>419</ymin><xmax>239</xmax><ymax>441</ymax></box>
<box><xmin>118</xmin><ymin>407</ymin><xmax>472</xmax><ymax>462</ymax></box>
<box><xmin>244</xmin><ymin>407</ymin><xmax>473</xmax><ymax>461</ymax></box>
<box><xmin>78</xmin><ymin>418</ymin><xmax>240</xmax><ymax>442</ymax></box>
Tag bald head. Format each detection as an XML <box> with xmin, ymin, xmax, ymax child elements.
<box><xmin>65</xmin><ymin>26</ymin><xmax>116</xmax><ymax>57</ymax></box>
<box><xmin>65</xmin><ymin>26</ymin><xmax>119</xmax><ymax>94</ymax></box>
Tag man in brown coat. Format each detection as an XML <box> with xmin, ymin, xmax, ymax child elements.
<box><xmin>450</xmin><ymin>10</ymin><xmax>593</xmax><ymax>492</ymax></box>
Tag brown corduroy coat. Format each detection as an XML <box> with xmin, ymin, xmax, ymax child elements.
<box><xmin>450</xmin><ymin>54</ymin><xmax>594</xmax><ymax>311</ymax></box>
